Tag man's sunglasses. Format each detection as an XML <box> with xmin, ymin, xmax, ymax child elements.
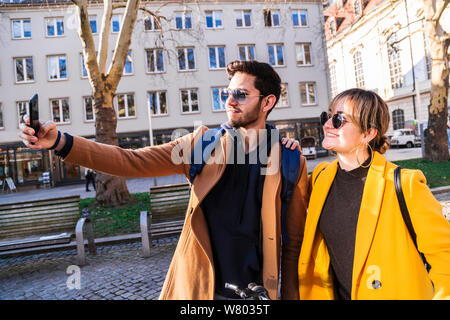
<box><xmin>320</xmin><ymin>111</ymin><xmax>348</xmax><ymax>129</ymax></box>
<box><xmin>220</xmin><ymin>89</ymin><xmax>264</xmax><ymax>104</ymax></box>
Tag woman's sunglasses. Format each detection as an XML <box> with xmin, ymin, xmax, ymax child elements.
<box><xmin>220</xmin><ymin>89</ymin><xmax>264</xmax><ymax>104</ymax></box>
<box><xmin>320</xmin><ymin>111</ymin><xmax>348</xmax><ymax>129</ymax></box>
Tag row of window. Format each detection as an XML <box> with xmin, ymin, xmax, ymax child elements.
<box><xmin>12</xmin><ymin>43</ymin><xmax>314</xmax><ymax>83</ymax></box>
<box><xmin>3</xmin><ymin>82</ymin><xmax>318</xmax><ymax>129</ymax></box>
<box><xmin>11</xmin><ymin>9</ymin><xmax>309</xmax><ymax>39</ymax></box>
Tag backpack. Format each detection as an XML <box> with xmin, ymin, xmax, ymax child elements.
<box><xmin>188</xmin><ymin>124</ymin><xmax>301</xmax><ymax>244</ymax></box>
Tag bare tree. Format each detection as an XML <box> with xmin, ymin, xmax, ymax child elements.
<box><xmin>71</xmin><ymin>0</ymin><xmax>141</xmax><ymax>205</ymax></box>
<box><xmin>422</xmin><ymin>0</ymin><xmax>450</xmax><ymax>161</ymax></box>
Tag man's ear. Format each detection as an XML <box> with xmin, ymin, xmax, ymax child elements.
<box><xmin>262</xmin><ymin>94</ymin><xmax>277</xmax><ymax>113</ymax></box>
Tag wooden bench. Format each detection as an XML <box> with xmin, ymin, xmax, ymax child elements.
<box><xmin>140</xmin><ymin>182</ymin><xmax>190</xmax><ymax>257</ymax></box>
<box><xmin>0</xmin><ymin>195</ymin><xmax>96</xmax><ymax>265</ymax></box>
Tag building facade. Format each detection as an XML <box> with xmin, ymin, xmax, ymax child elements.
<box><xmin>0</xmin><ymin>0</ymin><xmax>330</xmax><ymax>188</ymax></box>
<box><xmin>324</xmin><ymin>0</ymin><xmax>450</xmax><ymax>135</ymax></box>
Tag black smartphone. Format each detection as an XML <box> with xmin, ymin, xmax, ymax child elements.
<box><xmin>28</xmin><ymin>93</ymin><xmax>40</xmax><ymax>137</ymax></box>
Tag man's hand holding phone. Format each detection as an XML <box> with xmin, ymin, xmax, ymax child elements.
<box><xmin>19</xmin><ymin>115</ymin><xmax>62</xmax><ymax>151</ymax></box>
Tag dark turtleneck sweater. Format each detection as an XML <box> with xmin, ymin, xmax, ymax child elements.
<box><xmin>318</xmin><ymin>158</ymin><xmax>370</xmax><ymax>300</ymax></box>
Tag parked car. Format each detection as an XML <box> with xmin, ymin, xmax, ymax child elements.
<box><xmin>390</xmin><ymin>129</ymin><xmax>421</xmax><ymax>148</ymax></box>
<box><xmin>300</xmin><ymin>136</ymin><xmax>317</xmax><ymax>159</ymax></box>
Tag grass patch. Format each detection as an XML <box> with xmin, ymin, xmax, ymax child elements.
<box><xmin>79</xmin><ymin>192</ymin><xmax>151</xmax><ymax>238</ymax></box>
<box><xmin>392</xmin><ymin>158</ymin><xmax>450</xmax><ymax>188</ymax></box>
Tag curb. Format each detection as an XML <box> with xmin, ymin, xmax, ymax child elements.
<box><xmin>431</xmin><ymin>185</ymin><xmax>450</xmax><ymax>195</ymax></box>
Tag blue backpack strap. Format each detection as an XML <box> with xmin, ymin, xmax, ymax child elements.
<box><xmin>189</xmin><ymin>126</ymin><xmax>226</xmax><ymax>184</ymax></box>
<box><xmin>279</xmin><ymin>137</ymin><xmax>301</xmax><ymax>245</ymax></box>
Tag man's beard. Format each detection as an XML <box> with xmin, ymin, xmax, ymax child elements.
<box><xmin>227</xmin><ymin>101</ymin><xmax>262</xmax><ymax>128</ymax></box>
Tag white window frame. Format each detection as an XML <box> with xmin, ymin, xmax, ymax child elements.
<box><xmin>47</xmin><ymin>54</ymin><xmax>67</xmax><ymax>81</ymax></box>
<box><xmin>45</xmin><ymin>17</ymin><xmax>64</xmax><ymax>37</ymax></box>
<box><xmin>123</xmin><ymin>50</ymin><xmax>133</xmax><ymax>75</ymax></box>
<box><xmin>89</xmin><ymin>15</ymin><xmax>97</xmax><ymax>34</ymax></box>
<box><xmin>354</xmin><ymin>0</ymin><xmax>362</xmax><ymax>16</ymax></box>
<box><xmin>211</xmin><ymin>87</ymin><xmax>227</xmax><ymax>112</ymax></box>
<box><xmin>299</xmin><ymin>82</ymin><xmax>317</xmax><ymax>106</ymax></box>
<box><xmin>11</xmin><ymin>18</ymin><xmax>31</xmax><ymax>39</ymax></box>
<box><xmin>148</xmin><ymin>91</ymin><xmax>168</xmax><ymax>116</ymax></box>
<box><xmin>295</xmin><ymin>43</ymin><xmax>312</xmax><ymax>66</ymax></box>
<box><xmin>208</xmin><ymin>46</ymin><xmax>226</xmax><ymax>70</ymax></box>
<box><xmin>235</xmin><ymin>10</ymin><xmax>252</xmax><ymax>28</ymax></box>
<box><xmin>329</xmin><ymin>64</ymin><xmax>338</xmax><ymax>98</ymax></box>
<box><xmin>353</xmin><ymin>51</ymin><xmax>365</xmax><ymax>88</ymax></box>
<box><xmin>276</xmin><ymin>83</ymin><xmax>289</xmax><ymax>108</ymax></box>
<box><xmin>180</xmin><ymin>89</ymin><xmax>199</xmax><ymax>114</ymax></box>
<box><xmin>264</xmin><ymin>9</ymin><xmax>281</xmax><ymax>27</ymax></box>
<box><xmin>177</xmin><ymin>47</ymin><xmax>196</xmax><ymax>71</ymax></box>
<box><xmin>268</xmin><ymin>43</ymin><xmax>285</xmax><ymax>67</ymax></box>
<box><xmin>14</xmin><ymin>56</ymin><xmax>34</xmax><ymax>83</ymax></box>
<box><xmin>111</xmin><ymin>14</ymin><xmax>122</xmax><ymax>33</ymax></box>
<box><xmin>175</xmin><ymin>11</ymin><xmax>192</xmax><ymax>30</ymax></box>
<box><xmin>144</xmin><ymin>14</ymin><xmax>161</xmax><ymax>31</ymax></box>
<box><xmin>17</xmin><ymin>101</ymin><xmax>29</xmax><ymax>127</ymax></box>
<box><xmin>83</xmin><ymin>96</ymin><xmax>95</xmax><ymax>122</ymax></box>
<box><xmin>115</xmin><ymin>93</ymin><xmax>136</xmax><ymax>119</ymax></box>
<box><xmin>387</xmin><ymin>33</ymin><xmax>403</xmax><ymax>89</ymax></box>
<box><xmin>292</xmin><ymin>9</ymin><xmax>308</xmax><ymax>27</ymax></box>
<box><xmin>145</xmin><ymin>48</ymin><xmax>165</xmax><ymax>73</ymax></box>
<box><xmin>238</xmin><ymin>44</ymin><xmax>255</xmax><ymax>61</ymax></box>
<box><xmin>205</xmin><ymin>10</ymin><xmax>223</xmax><ymax>29</ymax></box>
<box><xmin>50</xmin><ymin>98</ymin><xmax>71</xmax><ymax>124</ymax></box>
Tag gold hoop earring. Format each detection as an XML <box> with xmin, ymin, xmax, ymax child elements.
<box><xmin>356</xmin><ymin>143</ymin><xmax>373</xmax><ymax>168</ymax></box>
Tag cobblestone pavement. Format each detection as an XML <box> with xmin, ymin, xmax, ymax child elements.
<box><xmin>0</xmin><ymin>236</ymin><xmax>178</xmax><ymax>300</ymax></box>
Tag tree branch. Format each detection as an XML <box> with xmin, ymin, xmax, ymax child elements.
<box><xmin>98</xmin><ymin>0</ymin><xmax>112</xmax><ymax>74</ymax></box>
<box><xmin>432</xmin><ymin>0</ymin><xmax>449</xmax><ymax>25</ymax></box>
<box><xmin>106</xmin><ymin>0</ymin><xmax>141</xmax><ymax>91</ymax></box>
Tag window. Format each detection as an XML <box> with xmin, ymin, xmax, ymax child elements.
<box><xmin>264</xmin><ymin>9</ymin><xmax>280</xmax><ymax>27</ymax></box>
<box><xmin>268</xmin><ymin>44</ymin><xmax>284</xmax><ymax>66</ymax></box>
<box><xmin>14</xmin><ymin>57</ymin><xmax>34</xmax><ymax>83</ymax></box>
<box><xmin>423</xmin><ymin>30</ymin><xmax>432</xmax><ymax>80</ymax></box>
<box><xmin>48</xmin><ymin>55</ymin><xmax>67</xmax><ymax>80</ymax></box>
<box><xmin>0</xmin><ymin>103</ymin><xmax>3</xmax><ymax>129</ymax></box>
<box><xmin>176</xmin><ymin>11</ymin><xmax>192</xmax><ymax>29</ymax></box>
<box><xmin>148</xmin><ymin>91</ymin><xmax>168</xmax><ymax>115</ymax></box>
<box><xmin>89</xmin><ymin>16</ymin><xmax>97</xmax><ymax>34</ymax></box>
<box><xmin>12</xmin><ymin>19</ymin><xmax>31</xmax><ymax>39</ymax></box>
<box><xmin>238</xmin><ymin>45</ymin><xmax>255</xmax><ymax>61</ymax></box>
<box><xmin>329</xmin><ymin>64</ymin><xmax>338</xmax><ymax>98</ymax></box>
<box><xmin>276</xmin><ymin>83</ymin><xmax>289</xmax><ymax>108</ymax></box>
<box><xmin>84</xmin><ymin>96</ymin><xmax>95</xmax><ymax>121</ymax></box>
<box><xmin>111</xmin><ymin>15</ymin><xmax>122</xmax><ymax>33</ymax></box>
<box><xmin>177</xmin><ymin>47</ymin><xmax>196</xmax><ymax>71</ymax></box>
<box><xmin>81</xmin><ymin>54</ymin><xmax>88</xmax><ymax>78</ymax></box>
<box><xmin>211</xmin><ymin>87</ymin><xmax>227</xmax><ymax>111</ymax></box>
<box><xmin>123</xmin><ymin>51</ymin><xmax>133</xmax><ymax>75</ymax></box>
<box><xmin>181</xmin><ymin>89</ymin><xmax>199</xmax><ymax>113</ymax></box>
<box><xmin>292</xmin><ymin>9</ymin><xmax>308</xmax><ymax>27</ymax></box>
<box><xmin>353</xmin><ymin>51</ymin><xmax>365</xmax><ymax>88</ymax></box>
<box><xmin>299</xmin><ymin>82</ymin><xmax>316</xmax><ymax>105</ymax></box>
<box><xmin>146</xmin><ymin>49</ymin><xmax>164</xmax><ymax>73</ymax></box>
<box><xmin>295</xmin><ymin>43</ymin><xmax>312</xmax><ymax>65</ymax></box>
<box><xmin>392</xmin><ymin>109</ymin><xmax>405</xmax><ymax>130</ymax></box>
<box><xmin>116</xmin><ymin>93</ymin><xmax>135</xmax><ymax>118</ymax></box>
<box><xmin>354</xmin><ymin>0</ymin><xmax>362</xmax><ymax>16</ymax></box>
<box><xmin>51</xmin><ymin>98</ymin><xmax>70</xmax><ymax>123</ymax></box>
<box><xmin>235</xmin><ymin>10</ymin><xmax>252</xmax><ymax>27</ymax></box>
<box><xmin>17</xmin><ymin>101</ymin><xmax>29</xmax><ymax>126</ymax></box>
<box><xmin>205</xmin><ymin>10</ymin><xmax>222</xmax><ymax>28</ymax></box>
<box><xmin>144</xmin><ymin>14</ymin><xmax>161</xmax><ymax>31</ymax></box>
<box><xmin>46</xmin><ymin>17</ymin><xmax>64</xmax><ymax>37</ymax></box>
<box><xmin>208</xmin><ymin>46</ymin><xmax>226</xmax><ymax>69</ymax></box>
<box><xmin>387</xmin><ymin>33</ymin><xmax>403</xmax><ymax>89</ymax></box>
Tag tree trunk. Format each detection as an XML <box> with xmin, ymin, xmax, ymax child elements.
<box><xmin>93</xmin><ymin>91</ymin><xmax>132</xmax><ymax>206</ymax></box>
<box><xmin>423</xmin><ymin>0</ymin><xmax>450</xmax><ymax>162</ymax></box>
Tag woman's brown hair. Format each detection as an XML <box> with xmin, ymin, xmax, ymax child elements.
<box><xmin>329</xmin><ymin>88</ymin><xmax>391</xmax><ymax>154</ymax></box>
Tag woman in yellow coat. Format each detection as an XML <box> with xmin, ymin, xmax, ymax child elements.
<box><xmin>298</xmin><ymin>88</ymin><xmax>450</xmax><ymax>300</ymax></box>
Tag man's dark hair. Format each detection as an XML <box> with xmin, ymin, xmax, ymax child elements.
<box><xmin>226</xmin><ymin>60</ymin><xmax>281</xmax><ymax>117</ymax></box>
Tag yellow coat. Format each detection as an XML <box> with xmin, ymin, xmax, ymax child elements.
<box><xmin>298</xmin><ymin>151</ymin><xmax>450</xmax><ymax>299</ymax></box>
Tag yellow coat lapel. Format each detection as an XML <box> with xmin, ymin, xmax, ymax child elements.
<box><xmin>351</xmin><ymin>152</ymin><xmax>387</xmax><ymax>297</ymax></box>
